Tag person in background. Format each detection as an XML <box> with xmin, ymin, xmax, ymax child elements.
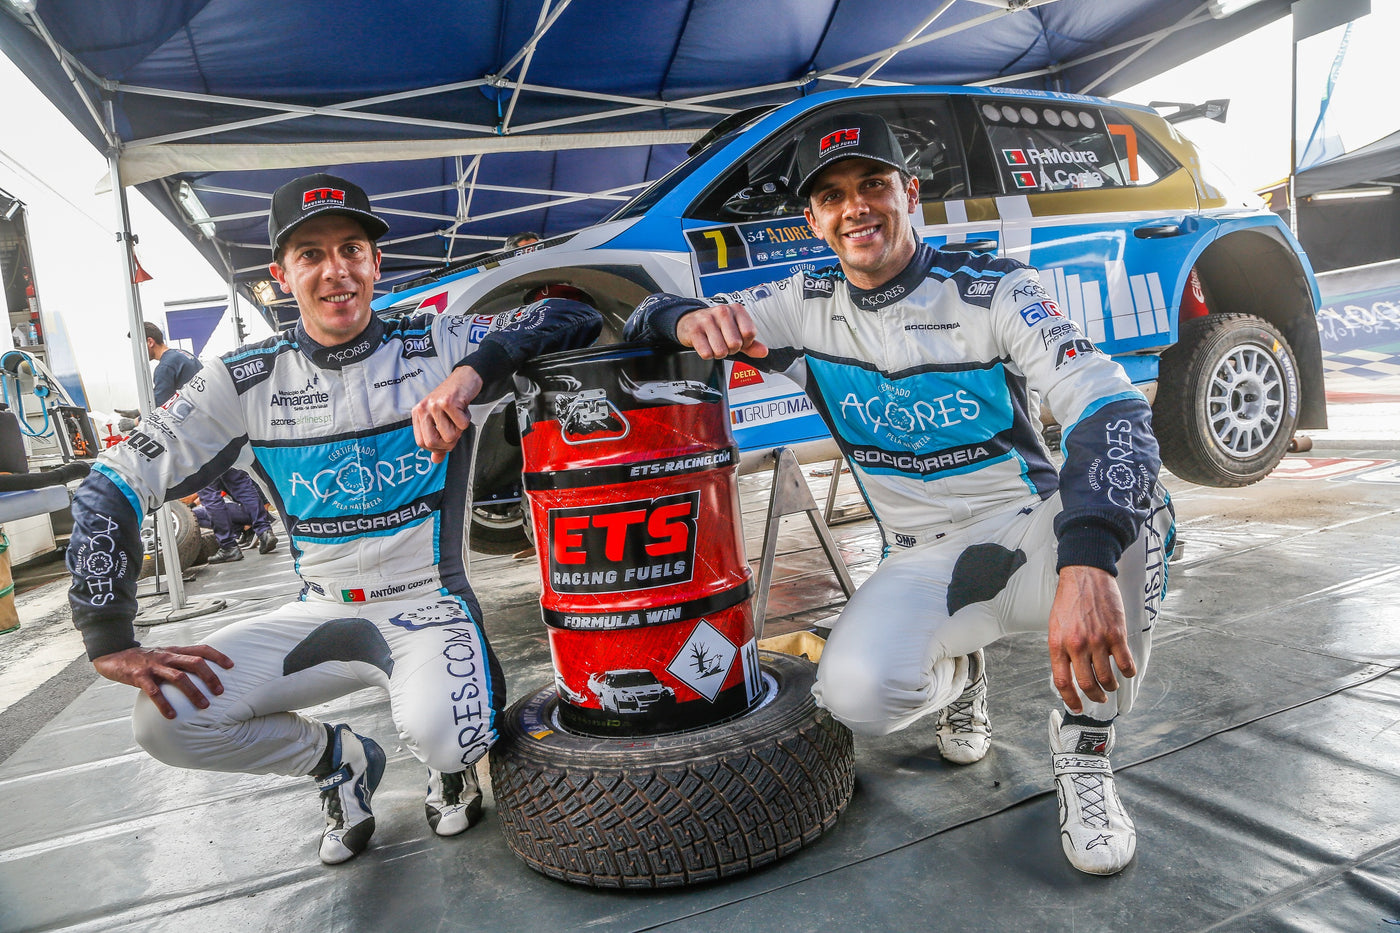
<box><xmin>504</xmin><ymin>231</ymin><xmax>541</xmax><ymax>249</ymax></box>
<box><xmin>143</xmin><ymin>322</ymin><xmax>277</xmax><ymax>562</ymax></box>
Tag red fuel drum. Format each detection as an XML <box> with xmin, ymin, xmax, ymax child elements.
<box><xmin>514</xmin><ymin>343</ymin><xmax>762</xmax><ymax>736</ymax></box>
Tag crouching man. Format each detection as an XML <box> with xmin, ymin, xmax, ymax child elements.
<box><xmin>623</xmin><ymin>114</ymin><xmax>1173</xmax><ymax>875</ymax></box>
<box><xmin>67</xmin><ymin>174</ymin><xmax>600</xmax><ymax>864</ymax></box>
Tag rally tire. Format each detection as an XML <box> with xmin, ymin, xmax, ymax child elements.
<box><xmin>1154</xmin><ymin>313</ymin><xmax>1300</xmax><ymax>487</ymax></box>
<box><xmin>489</xmin><ymin>651</ymin><xmax>855</xmax><ymax>888</ymax></box>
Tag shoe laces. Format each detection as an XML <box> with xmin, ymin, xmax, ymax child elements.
<box><xmin>942</xmin><ymin>676</ymin><xmax>986</xmax><ymax>733</ymax></box>
<box><xmin>319</xmin><ymin>766</ymin><xmax>351</xmax><ymax>826</ymax></box>
<box><xmin>1069</xmin><ymin>772</ymin><xmax>1110</xmax><ymax>828</ymax></box>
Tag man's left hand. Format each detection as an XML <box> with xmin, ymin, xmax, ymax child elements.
<box><xmin>413</xmin><ymin>366</ymin><xmax>484</xmax><ymax>463</ymax></box>
<box><xmin>1047</xmin><ymin>564</ymin><xmax>1135</xmax><ymax>713</ymax></box>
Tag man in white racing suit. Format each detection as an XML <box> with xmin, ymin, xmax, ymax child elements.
<box><xmin>66</xmin><ymin>174</ymin><xmax>601</xmax><ymax>865</ymax></box>
<box><xmin>624</xmin><ymin>113</ymin><xmax>1173</xmax><ymax>875</ymax></box>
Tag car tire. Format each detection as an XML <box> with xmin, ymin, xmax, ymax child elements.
<box><xmin>489</xmin><ymin>650</ymin><xmax>856</xmax><ymax>888</ymax></box>
<box><xmin>468</xmin><ymin>501</ymin><xmax>529</xmax><ymax>554</ymax></box>
<box><xmin>138</xmin><ymin>501</ymin><xmax>204</xmax><ymax>578</ymax></box>
<box><xmin>1154</xmin><ymin>312</ymin><xmax>1300</xmax><ymax>487</ymax></box>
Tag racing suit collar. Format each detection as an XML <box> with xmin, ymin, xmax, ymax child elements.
<box><xmin>845</xmin><ymin>241</ymin><xmax>936</xmax><ymax>312</ymax></box>
<box><xmin>295</xmin><ymin>315</ymin><xmax>386</xmax><ymax>369</ymax></box>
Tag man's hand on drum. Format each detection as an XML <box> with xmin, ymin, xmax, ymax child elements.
<box><xmin>676</xmin><ymin>303</ymin><xmax>769</xmax><ymax>360</ymax></box>
<box><xmin>413</xmin><ymin>365</ymin><xmax>484</xmax><ymax>463</ymax></box>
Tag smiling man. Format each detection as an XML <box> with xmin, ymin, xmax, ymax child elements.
<box><xmin>624</xmin><ymin>113</ymin><xmax>1174</xmax><ymax>876</ymax></box>
<box><xmin>66</xmin><ymin>173</ymin><xmax>601</xmax><ymax>865</ymax></box>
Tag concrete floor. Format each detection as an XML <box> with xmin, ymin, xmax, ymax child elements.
<box><xmin>2</xmin><ymin>380</ymin><xmax>1399</xmax><ymax>932</ymax></box>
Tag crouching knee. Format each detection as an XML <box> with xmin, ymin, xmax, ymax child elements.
<box><xmin>131</xmin><ymin>693</ymin><xmax>206</xmax><ymax>769</ymax></box>
<box><xmin>812</xmin><ymin>652</ymin><xmax>909</xmax><ymax>738</ymax></box>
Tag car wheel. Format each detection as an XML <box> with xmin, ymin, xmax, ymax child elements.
<box><xmin>138</xmin><ymin>500</ymin><xmax>204</xmax><ymax>578</ymax></box>
<box><xmin>468</xmin><ymin>500</ymin><xmax>529</xmax><ymax>554</ymax></box>
<box><xmin>1154</xmin><ymin>312</ymin><xmax>1300</xmax><ymax>487</ymax></box>
<box><xmin>490</xmin><ymin>650</ymin><xmax>855</xmax><ymax>888</ymax></box>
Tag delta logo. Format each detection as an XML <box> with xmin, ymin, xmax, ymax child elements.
<box><xmin>1002</xmin><ymin>149</ymin><xmax>1028</xmax><ymax>166</ymax></box>
<box><xmin>818</xmin><ymin>127</ymin><xmax>860</xmax><ymax>155</ymax></box>
<box><xmin>729</xmin><ymin>363</ymin><xmax>763</xmax><ymax>389</ymax></box>
<box><xmin>1012</xmin><ymin>170</ymin><xmax>1037</xmax><ymax>189</ymax></box>
<box><xmin>303</xmin><ymin>187</ymin><xmax>345</xmax><ymax>210</ymax></box>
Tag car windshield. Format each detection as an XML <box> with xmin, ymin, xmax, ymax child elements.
<box><xmin>608</xmin><ymin>671</ymin><xmax>658</xmax><ymax>687</ymax></box>
<box><xmin>606</xmin><ymin>135</ymin><xmax>734</xmax><ymax>222</ymax></box>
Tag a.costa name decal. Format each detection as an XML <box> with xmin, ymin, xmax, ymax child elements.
<box><xmin>548</xmin><ymin>491</ymin><xmax>699</xmax><ymax>593</ymax></box>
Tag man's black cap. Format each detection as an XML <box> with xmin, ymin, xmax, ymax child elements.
<box><xmin>268</xmin><ymin>173</ymin><xmax>389</xmax><ymax>252</ymax></box>
<box><xmin>793</xmin><ymin>112</ymin><xmax>909</xmax><ymax>199</ymax></box>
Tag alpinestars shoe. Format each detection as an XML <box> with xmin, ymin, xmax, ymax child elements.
<box><xmin>316</xmin><ymin>725</ymin><xmax>386</xmax><ymax>865</ymax></box>
<box><xmin>935</xmin><ymin>649</ymin><xmax>991</xmax><ymax>764</ymax></box>
<box><xmin>1049</xmin><ymin>709</ymin><xmax>1136</xmax><ymax>875</ymax></box>
<box><xmin>425</xmin><ymin>765</ymin><xmax>483</xmax><ymax>837</ymax></box>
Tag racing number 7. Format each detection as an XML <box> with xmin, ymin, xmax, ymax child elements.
<box><xmin>685</xmin><ymin>226</ymin><xmax>750</xmax><ymax>276</ymax></box>
<box><xmin>702</xmin><ymin>230</ymin><xmax>729</xmax><ymax>270</ymax></box>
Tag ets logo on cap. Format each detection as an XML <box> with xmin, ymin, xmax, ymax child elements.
<box><xmin>302</xmin><ymin>188</ymin><xmax>345</xmax><ymax>210</ymax></box>
<box><xmin>818</xmin><ymin>128</ymin><xmax>860</xmax><ymax>154</ymax></box>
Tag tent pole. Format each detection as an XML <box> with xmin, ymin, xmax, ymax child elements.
<box><xmin>105</xmin><ymin>101</ymin><xmax>188</xmax><ymax>609</ymax></box>
<box><xmin>1288</xmin><ymin>20</ymin><xmax>1300</xmax><ymax>237</ymax></box>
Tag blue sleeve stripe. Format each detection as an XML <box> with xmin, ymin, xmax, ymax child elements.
<box><xmin>1060</xmin><ymin>390</ymin><xmax>1147</xmax><ymax>452</ymax></box>
<box><xmin>92</xmin><ymin>462</ymin><xmax>143</xmax><ymax>520</ymax></box>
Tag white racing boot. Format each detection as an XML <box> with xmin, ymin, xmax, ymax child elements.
<box><xmin>935</xmin><ymin>649</ymin><xmax>991</xmax><ymax>764</ymax></box>
<box><xmin>1049</xmin><ymin>709</ymin><xmax>1136</xmax><ymax>875</ymax></box>
<box><xmin>425</xmin><ymin>764</ymin><xmax>484</xmax><ymax>837</ymax></box>
<box><xmin>315</xmin><ymin>724</ymin><xmax>386</xmax><ymax>865</ymax></box>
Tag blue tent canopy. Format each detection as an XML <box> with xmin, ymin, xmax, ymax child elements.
<box><xmin>0</xmin><ymin>0</ymin><xmax>1290</xmax><ymax>312</ymax></box>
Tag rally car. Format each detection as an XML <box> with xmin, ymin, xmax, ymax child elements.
<box><xmin>588</xmin><ymin>669</ymin><xmax>676</xmax><ymax>715</ymax></box>
<box><xmin>376</xmin><ymin>86</ymin><xmax>1325</xmax><ymax>550</ymax></box>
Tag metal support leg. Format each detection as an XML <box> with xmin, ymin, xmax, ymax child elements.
<box><xmin>751</xmin><ymin>447</ymin><xmax>856</xmax><ymax>639</ymax></box>
<box><xmin>822</xmin><ymin>456</ymin><xmax>870</xmax><ymax>526</ymax></box>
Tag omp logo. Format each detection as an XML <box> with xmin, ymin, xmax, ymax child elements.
<box><xmin>302</xmin><ymin>187</ymin><xmax>344</xmax><ymax>208</ymax></box>
<box><xmin>401</xmin><ymin>335</ymin><xmax>431</xmax><ymax>354</ymax></box>
<box><xmin>818</xmin><ymin>128</ymin><xmax>860</xmax><ymax>154</ymax></box>
<box><xmin>894</xmin><ymin>533</ymin><xmax>917</xmax><ymax>548</ymax></box>
<box><xmin>1054</xmin><ymin>338</ymin><xmax>1098</xmax><ymax>368</ymax></box>
<box><xmin>231</xmin><ymin>359</ymin><xmax>266</xmax><ymax>380</ymax></box>
<box><xmin>964</xmin><ymin>280</ymin><xmax>996</xmax><ymax>298</ymax></box>
<box><xmin>803</xmin><ymin>276</ymin><xmax>835</xmax><ymax>299</ymax></box>
<box><xmin>548</xmin><ymin>492</ymin><xmax>699</xmax><ymax>593</ymax></box>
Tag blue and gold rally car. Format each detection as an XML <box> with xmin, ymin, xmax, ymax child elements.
<box><xmin>376</xmin><ymin>86</ymin><xmax>1324</xmax><ymax>547</ymax></box>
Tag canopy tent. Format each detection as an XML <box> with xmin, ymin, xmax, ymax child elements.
<box><xmin>0</xmin><ymin>0</ymin><xmax>1291</xmax><ymax>310</ymax></box>
<box><xmin>1295</xmin><ymin>128</ymin><xmax>1400</xmax><ymax>196</ymax></box>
